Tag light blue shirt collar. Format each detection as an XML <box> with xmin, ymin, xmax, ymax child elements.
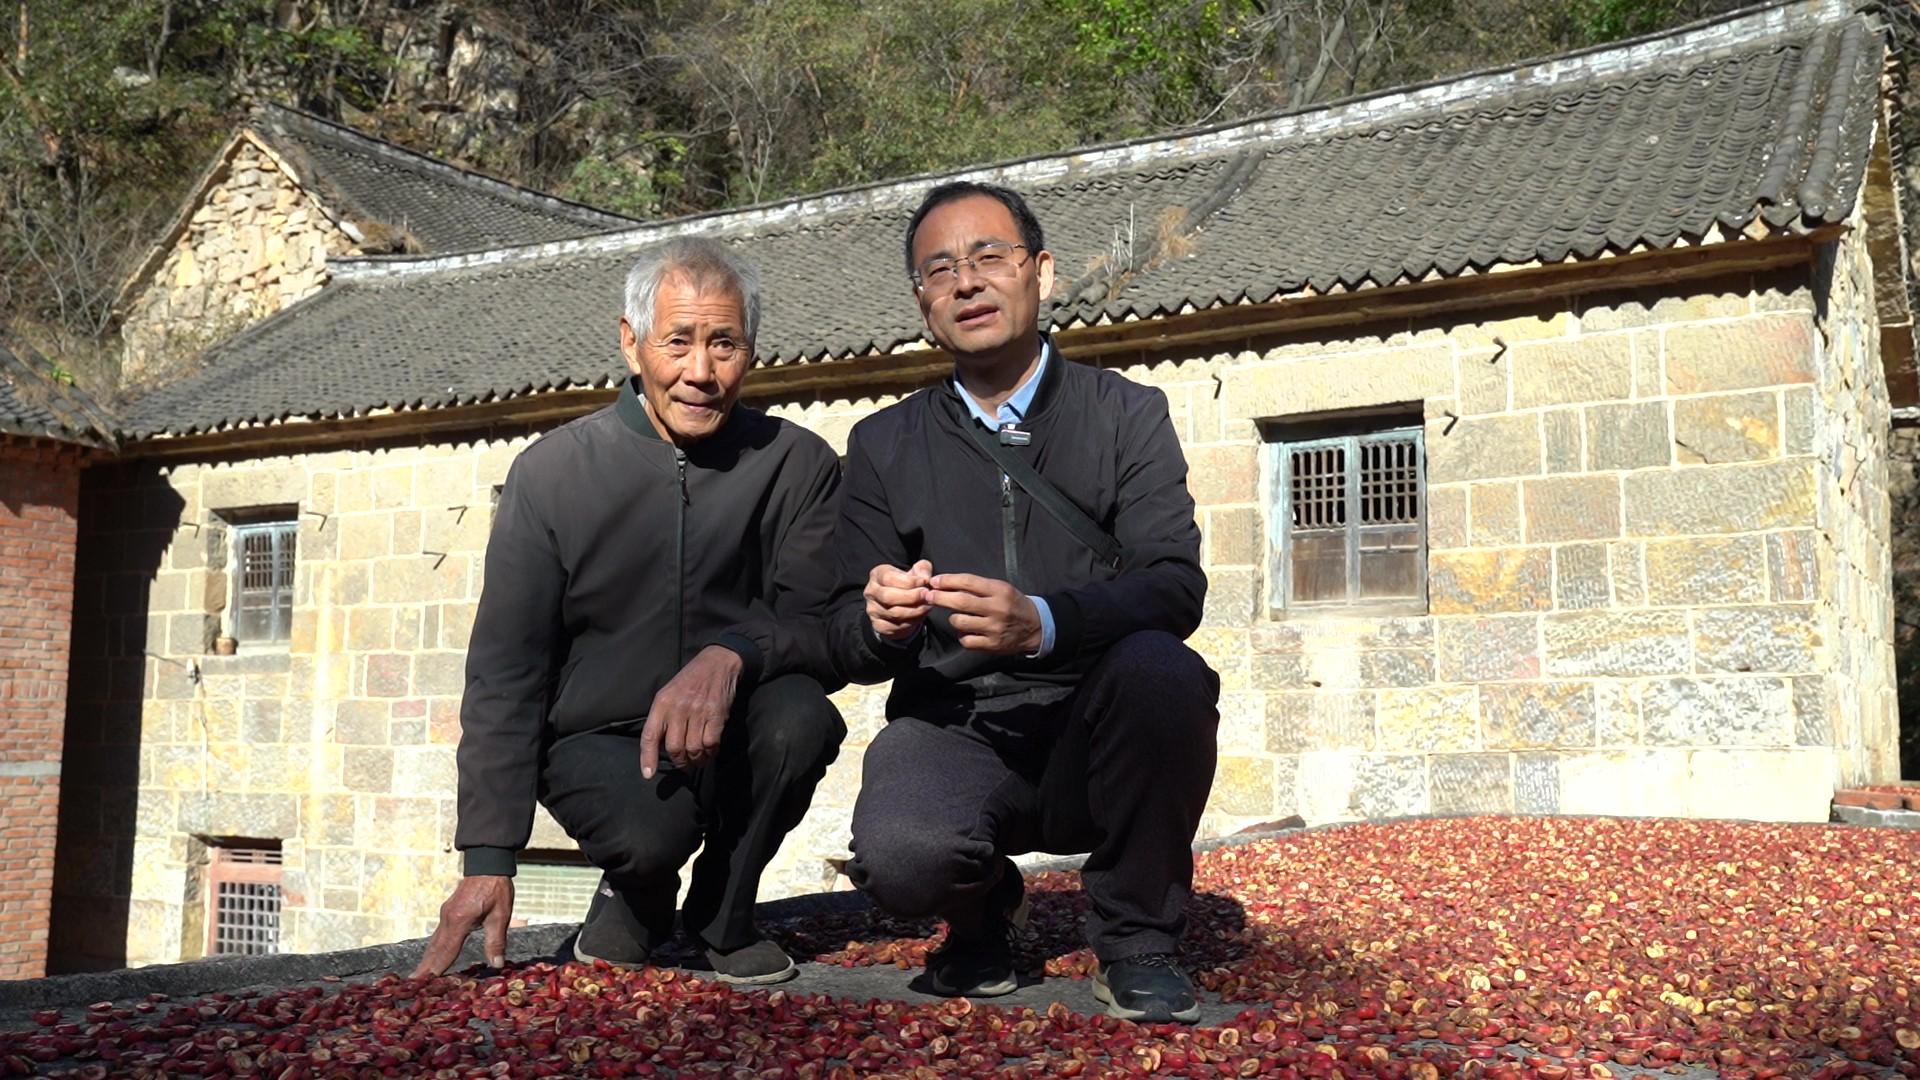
<box><xmin>953</xmin><ymin>338</ymin><xmax>1050</xmax><ymax>428</ymax></box>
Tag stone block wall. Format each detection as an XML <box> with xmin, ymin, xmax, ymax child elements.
<box><xmin>1812</xmin><ymin>206</ymin><xmax>1900</xmax><ymax>784</ymax></box>
<box><xmin>0</xmin><ymin>439</ymin><xmax>82</xmax><ymax>978</ymax></box>
<box><xmin>1165</xmin><ymin>266</ymin><xmax>1870</xmax><ymax>835</ymax></box>
<box><xmin>118</xmin><ymin>135</ymin><xmax>356</xmax><ymax>390</ymax></box>
<box><xmin>64</xmin><ymin>259</ymin><xmax>1899</xmax><ymax>969</ymax></box>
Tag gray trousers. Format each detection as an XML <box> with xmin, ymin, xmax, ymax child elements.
<box><xmin>847</xmin><ymin>631</ymin><xmax>1220</xmax><ymax>961</ymax></box>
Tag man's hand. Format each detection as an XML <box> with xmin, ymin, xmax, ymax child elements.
<box><xmin>865</xmin><ymin>559</ymin><xmax>934</xmax><ymax>642</ymax></box>
<box><xmin>927</xmin><ymin>573</ymin><xmax>1042</xmax><ymax>654</ymax></box>
<box><xmin>641</xmin><ymin>645</ymin><xmax>743</xmax><ymax>779</ymax></box>
<box><xmin>411</xmin><ymin>875</ymin><xmax>514</xmax><ymax>978</ymax></box>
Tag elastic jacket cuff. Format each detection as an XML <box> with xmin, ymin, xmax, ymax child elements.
<box><xmin>1039</xmin><ymin>592</ymin><xmax>1084</xmax><ymax>662</ymax></box>
<box><xmin>463</xmin><ymin>847</ymin><xmax>518</xmax><ymax>877</ymax></box>
<box><xmin>712</xmin><ymin>632</ymin><xmax>765</xmax><ymax>689</ymax></box>
<box><xmin>863</xmin><ymin>619</ymin><xmax>921</xmax><ymax>664</ymax></box>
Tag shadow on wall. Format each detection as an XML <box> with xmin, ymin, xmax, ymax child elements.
<box><xmin>48</xmin><ymin>463</ymin><xmax>184</xmax><ymax>973</ymax></box>
<box><xmin>1895</xmin><ymin>427</ymin><xmax>1920</xmax><ymax>779</ymax></box>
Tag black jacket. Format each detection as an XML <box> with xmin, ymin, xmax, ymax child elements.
<box><xmin>457</xmin><ymin>380</ymin><xmax>842</xmax><ymax>875</ymax></box>
<box><xmin>828</xmin><ymin>337</ymin><xmax>1206</xmax><ymax>719</ymax></box>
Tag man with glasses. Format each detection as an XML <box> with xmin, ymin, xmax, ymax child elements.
<box><xmin>828</xmin><ymin>181</ymin><xmax>1220</xmax><ymax>1023</ymax></box>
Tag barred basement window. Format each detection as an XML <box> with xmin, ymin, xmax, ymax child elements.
<box><xmin>206</xmin><ymin>844</ymin><xmax>283</xmax><ymax>956</ymax></box>
<box><xmin>1269</xmin><ymin>422</ymin><xmax>1427</xmax><ymax>613</ymax></box>
<box><xmin>515</xmin><ymin>853</ymin><xmax>602</xmax><ymax>924</ymax></box>
<box><xmin>231</xmin><ymin>519</ymin><xmax>296</xmax><ymax>644</ymax></box>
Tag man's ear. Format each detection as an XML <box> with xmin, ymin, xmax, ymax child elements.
<box><xmin>618</xmin><ymin>317</ymin><xmax>644</xmax><ymax>376</ymax></box>
<box><xmin>1034</xmin><ymin>249</ymin><xmax>1056</xmax><ymax>302</ymax></box>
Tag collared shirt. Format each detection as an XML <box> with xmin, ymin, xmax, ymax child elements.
<box><xmin>952</xmin><ymin>344</ymin><xmax>1057</xmax><ymax>658</ymax></box>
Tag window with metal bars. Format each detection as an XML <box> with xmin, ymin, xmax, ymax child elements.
<box><xmin>231</xmin><ymin>520</ymin><xmax>296</xmax><ymax>644</ymax></box>
<box><xmin>1270</xmin><ymin>425</ymin><xmax>1427</xmax><ymax>612</ymax></box>
<box><xmin>514</xmin><ymin>857</ymin><xmax>603</xmax><ymax>924</ymax></box>
<box><xmin>205</xmin><ymin>845</ymin><xmax>283</xmax><ymax>957</ymax></box>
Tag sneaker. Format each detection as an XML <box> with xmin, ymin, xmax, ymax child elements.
<box><xmin>1093</xmin><ymin>953</ymin><xmax>1202</xmax><ymax>1023</ymax></box>
<box><xmin>704</xmin><ymin>939</ymin><xmax>797</xmax><ymax>985</ymax></box>
<box><xmin>922</xmin><ymin>859</ymin><xmax>1030</xmax><ymax>998</ymax></box>
<box><xmin>571</xmin><ymin>878</ymin><xmax>652</xmax><ymax>968</ymax></box>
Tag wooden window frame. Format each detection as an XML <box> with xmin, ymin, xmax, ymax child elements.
<box><xmin>1266</xmin><ymin>417</ymin><xmax>1429</xmax><ymax>617</ymax></box>
<box><xmin>228</xmin><ymin>518</ymin><xmax>297</xmax><ymax>646</ymax></box>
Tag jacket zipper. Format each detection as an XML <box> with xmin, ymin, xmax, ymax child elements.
<box><xmin>675</xmin><ymin>448</ymin><xmax>688</xmax><ymax>664</ymax></box>
<box><xmin>1001</xmin><ymin>471</ymin><xmax>1018</xmax><ymax>588</ymax></box>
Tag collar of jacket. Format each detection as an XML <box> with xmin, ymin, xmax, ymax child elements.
<box><xmin>615</xmin><ymin>375</ymin><xmax>749</xmax><ymax>453</ymax></box>
<box><xmin>936</xmin><ymin>333</ymin><xmax>1067</xmax><ymax>424</ymax></box>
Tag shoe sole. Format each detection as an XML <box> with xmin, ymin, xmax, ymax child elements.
<box><xmin>709</xmin><ymin>956</ymin><xmax>798</xmax><ymax>986</ymax></box>
<box><xmin>572</xmin><ymin>939</ymin><xmax>647</xmax><ymax>969</ymax></box>
<box><xmin>921</xmin><ymin>969</ymin><xmax>1018</xmax><ymax>997</ymax></box>
<box><xmin>920</xmin><ymin>891</ymin><xmax>1030</xmax><ymax>998</ymax></box>
<box><xmin>1092</xmin><ymin>970</ymin><xmax>1202</xmax><ymax>1024</ymax></box>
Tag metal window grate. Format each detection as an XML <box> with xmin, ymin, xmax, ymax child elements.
<box><xmin>233</xmin><ymin>521</ymin><xmax>296</xmax><ymax>644</ymax></box>
<box><xmin>206</xmin><ymin>844</ymin><xmax>283</xmax><ymax>956</ymax></box>
<box><xmin>1273</xmin><ymin>426</ymin><xmax>1428</xmax><ymax>610</ymax></box>
<box><xmin>515</xmin><ymin>862</ymin><xmax>603</xmax><ymax>925</ymax></box>
<box><xmin>213</xmin><ymin>881</ymin><xmax>281</xmax><ymax>955</ymax></box>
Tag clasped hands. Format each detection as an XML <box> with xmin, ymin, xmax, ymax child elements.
<box><xmin>864</xmin><ymin>559</ymin><xmax>1042</xmax><ymax>655</ymax></box>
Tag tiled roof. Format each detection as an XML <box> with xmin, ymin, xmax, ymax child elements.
<box><xmin>123</xmin><ymin>1</ymin><xmax>1885</xmax><ymax>440</ymax></box>
<box><xmin>251</xmin><ymin>106</ymin><xmax>638</xmax><ymax>252</ymax></box>
<box><xmin>0</xmin><ymin>333</ymin><xmax>115</xmax><ymax>446</ymax></box>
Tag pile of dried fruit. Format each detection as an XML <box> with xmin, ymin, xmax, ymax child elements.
<box><xmin>7</xmin><ymin>817</ymin><xmax>1916</xmax><ymax>1079</ymax></box>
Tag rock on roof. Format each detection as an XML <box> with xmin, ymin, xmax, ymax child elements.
<box><xmin>250</xmin><ymin>105</ymin><xmax>638</xmax><ymax>253</ymax></box>
<box><xmin>0</xmin><ymin>333</ymin><xmax>116</xmax><ymax>447</ymax></box>
<box><xmin>123</xmin><ymin>0</ymin><xmax>1884</xmax><ymax>440</ymax></box>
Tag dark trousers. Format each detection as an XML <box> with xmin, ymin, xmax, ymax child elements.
<box><xmin>846</xmin><ymin>631</ymin><xmax>1219</xmax><ymax>962</ymax></box>
<box><xmin>539</xmin><ymin>674</ymin><xmax>845</xmax><ymax>952</ymax></box>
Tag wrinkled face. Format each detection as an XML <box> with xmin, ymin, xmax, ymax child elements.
<box><xmin>619</xmin><ymin>274</ymin><xmax>751</xmax><ymax>446</ymax></box>
<box><xmin>909</xmin><ymin>195</ymin><xmax>1054</xmax><ymax>361</ymax></box>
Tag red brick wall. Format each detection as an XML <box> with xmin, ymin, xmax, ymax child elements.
<box><xmin>0</xmin><ymin>437</ymin><xmax>83</xmax><ymax>978</ymax></box>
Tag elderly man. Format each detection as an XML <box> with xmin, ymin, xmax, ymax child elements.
<box><xmin>830</xmin><ymin>182</ymin><xmax>1220</xmax><ymax>1022</ymax></box>
<box><xmin>412</xmin><ymin>237</ymin><xmax>845</xmax><ymax>985</ymax></box>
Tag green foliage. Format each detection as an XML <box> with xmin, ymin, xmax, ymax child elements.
<box><xmin>1570</xmin><ymin>0</ymin><xmax>1680</xmax><ymax>43</ymax></box>
<box><xmin>0</xmin><ymin>0</ymin><xmax>387</xmax><ymax>340</ymax></box>
<box><xmin>0</xmin><ymin>0</ymin><xmax>1778</xmax><ymax>352</ymax></box>
<box><xmin>565</xmin><ymin>156</ymin><xmax>664</xmax><ymax>219</ymax></box>
<box><xmin>1057</xmin><ymin>0</ymin><xmax>1225</xmax><ymax>125</ymax></box>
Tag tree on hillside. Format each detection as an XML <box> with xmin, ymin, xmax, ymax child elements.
<box><xmin>0</xmin><ymin>0</ymin><xmax>384</xmax><ymax>385</ymax></box>
<box><xmin>0</xmin><ymin>0</ymin><xmax>1855</xmax><ymax>381</ymax></box>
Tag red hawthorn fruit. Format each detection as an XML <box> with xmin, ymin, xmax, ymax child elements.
<box><xmin>3</xmin><ymin>817</ymin><xmax>1916</xmax><ymax>1079</ymax></box>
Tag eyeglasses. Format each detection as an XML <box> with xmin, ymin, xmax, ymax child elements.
<box><xmin>912</xmin><ymin>242</ymin><xmax>1029</xmax><ymax>293</ymax></box>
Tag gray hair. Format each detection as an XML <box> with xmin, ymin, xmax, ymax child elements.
<box><xmin>623</xmin><ymin>236</ymin><xmax>763</xmax><ymax>345</ymax></box>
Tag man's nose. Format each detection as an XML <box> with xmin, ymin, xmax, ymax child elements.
<box><xmin>685</xmin><ymin>347</ymin><xmax>717</xmax><ymax>383</ymax></box>
<box><xmin>951</xmin><ymin>261</ymin><xmax>988</xmax><ymax>294</ymax></box>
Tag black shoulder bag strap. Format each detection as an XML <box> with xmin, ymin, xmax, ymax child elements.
<box><xmin>956</xmin><ymin>411</ymin><xmax>1123</xmax><ymax>572</ymax></box>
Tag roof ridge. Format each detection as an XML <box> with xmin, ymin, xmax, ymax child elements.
<box><xmin>328</xmin><ymin>0</ymin><xmax>1862</xmax><ymax>285</ymax></box>
<box><xmin>0</xmin><ymin>329</ymin><xmax>118</xmax><ymax>446</ymax></box>
<box><xmin>253</xmin><ymin>104</ymin><xmax>639</xmax><ymax>229</ymax></box>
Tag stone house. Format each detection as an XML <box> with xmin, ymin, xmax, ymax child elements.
<box><xmin>111</xmin><ymin>104</ymin><xmax>636</xmax><ymax>390</ymax></box>
<box><xmin>47</xmin><ymin>0</ymin><xmax>1911</xmax><ymax>971</ymax></box>
<box><xmin>0</xmin><ymin>332</ymin><xmax>114</xmax><ymax>977</ymax></box>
